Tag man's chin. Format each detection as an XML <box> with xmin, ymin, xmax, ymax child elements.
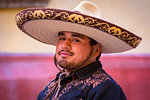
<box><xmin>58</xmin><ymin>60</ymin><xmax>70</xmax><ymax>69</ymax></box>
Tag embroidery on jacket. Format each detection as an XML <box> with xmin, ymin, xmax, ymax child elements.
<box><xmin>42</xmin><ymin>80</ymin><xmax>58</xmax><ymax>99</ymax></box>
<box><xmin>58</xmin><ymin>70</ymin><xmax>111</xmax><ymax>98</ymax></box>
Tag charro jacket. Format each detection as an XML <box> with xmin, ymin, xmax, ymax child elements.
<box><xmin>37</xmin><ymin>61</ymin><xmax>126</xmax><ymax>100</ymax></box>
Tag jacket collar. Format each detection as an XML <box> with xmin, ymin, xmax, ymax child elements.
<box><xmin>55</xmin><ymin>61</ymin><xmax>102</xmax><ymax>81</ymax></box>
<box><xmin>74</xmin><ymin>61</ymin><xmax>102</xmax><ymax>79</ymax></box>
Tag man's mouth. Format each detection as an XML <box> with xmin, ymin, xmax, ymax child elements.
<box><xmin>58</xmin><ymin>50</ymin><xmax>74</xmax><ymax>57</ymax></box>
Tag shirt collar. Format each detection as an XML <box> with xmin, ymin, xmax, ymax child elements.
<box><xmin>73</xmin><ymin>61</ymin><xmax>102</xmax><ymax>79</ymax></box>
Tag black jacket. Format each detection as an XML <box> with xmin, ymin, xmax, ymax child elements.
<box><xmin>37</xmin><ymin>61</ymin><xmax>126</xmax><ymax>100</ymax></box>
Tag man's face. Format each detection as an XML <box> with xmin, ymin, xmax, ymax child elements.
<box><xmin>55</xmin><ymin>31</ymin><xmax>94</xmax><ymax>71</ymax></box>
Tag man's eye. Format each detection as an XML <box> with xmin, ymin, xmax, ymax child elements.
<box><xmin>59</xmin><ymin>37</ymin><xmax>66</xmax><ymax>41</ymax></box>
<box><xmin>72</xmin><ymin>38</ymin><xmax>80</xmax><ymax>42</ymax></box>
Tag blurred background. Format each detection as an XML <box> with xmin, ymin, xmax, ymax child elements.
<box><xmin>0</xmin><ymin>0</ymin><xmax>150</xmax><ymax>100</ymax></box>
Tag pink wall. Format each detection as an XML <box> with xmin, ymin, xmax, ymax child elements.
<box><xmin>0</xmin><ymin>54</ymin><xmax>150</xmax><ymax>100</ymax></box>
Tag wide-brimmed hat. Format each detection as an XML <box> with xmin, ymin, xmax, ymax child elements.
<box><xmin>15</xmin><ymin>1</ymin><xmax>142</xmax><ymax>53</ymax></box>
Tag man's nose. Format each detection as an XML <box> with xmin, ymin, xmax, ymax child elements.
<box><xmin>62</xmin><ymin>39</ymin><xmax>71</xmax><ymax>50</ymax></box>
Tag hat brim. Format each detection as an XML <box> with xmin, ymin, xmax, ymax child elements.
<box><xmin>15</xmin><ymin>8</ymin><xmax>142</xmax><ymax>53</ymax></box>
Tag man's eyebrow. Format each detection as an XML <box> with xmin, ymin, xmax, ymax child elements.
<box><xmin>58</xmin><ymin>32</ymin><xmax>65</xmax><ymax>37</ymax></box>
<box><xmin>72</xmin><ymin>33</ymin><xmax>84</xmax><ymax>39</ymax></box>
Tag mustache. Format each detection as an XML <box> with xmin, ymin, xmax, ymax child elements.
<box><xmin>58</xmin><ymin>50</ymin><xmax>74</xmax><ymax>55</ymax></box>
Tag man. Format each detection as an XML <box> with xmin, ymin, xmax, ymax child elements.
<box><xmin>15</xmin><ymin>1</ymin><xmax>142</xmax><ymax>100</ymax></box>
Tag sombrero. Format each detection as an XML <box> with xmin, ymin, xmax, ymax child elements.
<box><xmin>15</xmin><ymin>1</ymin><xmax>142</xmax><ymax>53</ymax></box>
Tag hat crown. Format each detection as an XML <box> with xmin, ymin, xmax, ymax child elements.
<box><xmin>72</xmin><ymin>1</ymin><xmax>102</xmax><ymax>18</ymax></box>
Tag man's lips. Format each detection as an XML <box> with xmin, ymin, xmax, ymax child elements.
<box><xmin>60</xmin><ymin>52</ymin><xmax>72</xmax><ymax>56</ymax></box>
<box><xmin>58</xmin><ymin>50</ymin><xmax>74</xmax><ymax>56</ymax></box>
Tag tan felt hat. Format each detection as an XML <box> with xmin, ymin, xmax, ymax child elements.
<box><xmin>15</xmin><ymin>1</ymin><xmax>142</xmax><ymax>53</ymax></box>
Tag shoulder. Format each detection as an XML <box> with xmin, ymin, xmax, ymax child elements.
<box><xmin>87</xmin><ymin>70</ymin><xmax>126</xmax><ymax>100</ymax></box>
<box><xmin>37</xmin><ymin>79</ymin><xmax>57</xmax><ymax>100</ymax></box>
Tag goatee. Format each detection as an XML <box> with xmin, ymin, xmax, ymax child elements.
<box><xmin>58</xmin><ymin>59</ymin><xmax>71</xmax><ymax>70</ymax></box>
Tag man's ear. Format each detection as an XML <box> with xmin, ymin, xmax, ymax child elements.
<box><xmin>93</xmin><ymin>43</ymin><xmax>102</xmax><ymax>57</ymax></box>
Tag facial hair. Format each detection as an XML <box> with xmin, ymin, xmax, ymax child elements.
<box><xmin>56</xmin><ymin>50</ymin><xmax>93</xmax><ymax>71</ymax></box>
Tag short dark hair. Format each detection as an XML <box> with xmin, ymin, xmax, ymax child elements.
<box><xmin>89</xmin><ymin>38</ymin><xmax>101</xmax><ymax>61</ymax></box>
<box><xmin>89</xmin><ymin>38</ymin><xmax>97</xmax><ymax>46</ymax></box>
